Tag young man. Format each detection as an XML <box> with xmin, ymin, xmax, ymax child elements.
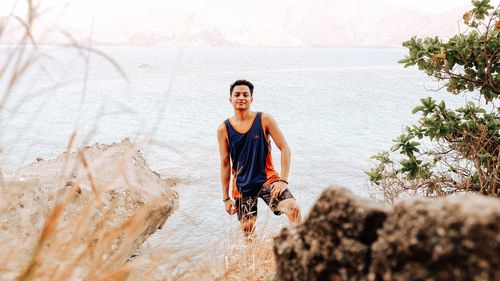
<box><xmin>217</xmin><ymin>79</ymin><xmax>301</xmax><ymax>239</ymax></box>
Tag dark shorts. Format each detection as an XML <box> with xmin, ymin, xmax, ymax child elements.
<box><xmin>234</xmin><ymin>183</ymin><xmax>295</xmax><ymax>221</ymax></box>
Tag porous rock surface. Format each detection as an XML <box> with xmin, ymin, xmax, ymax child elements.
<box><xmin>273</xmin><ymin>187</ymin><xmax>389</xmax><ymax>281</ymax></box>
<box><xmin>369</xmin><ymin>195</ymin><xmax>500</xmax><ymax>281</ymax></box>
<box><xmin>274</xmin><ymin>186</ymin><xmax>500</xmax><ymax>281</ymax></box>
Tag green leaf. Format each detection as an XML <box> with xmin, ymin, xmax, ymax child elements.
<box><xmin>412</xmin><ymin>105</ymin><xmax>426</xmax><ymax>114</ymax></box>
<box><xmin>390</xmin><ymin>144</ymin><xmax>402</xmax><ymax>152</ymax></box>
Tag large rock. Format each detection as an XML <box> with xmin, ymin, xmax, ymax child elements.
<box><xmin>273</xmin><ymin>186</ymin><xmax>500</xmax><ymax>281</ymax></box>
<box><xmin>369</xmin><ymin>195</ymin><xmax>500</xmax><ymax>281</ymax></box>
<box><xmin>0</xmin><ymin>139</ymin><xmax>178</xmax><ymax>280</ymax></box>
<box><xmin>273</xmin><ymin>187</ymin><xmax>389</xmax><ymax>281</ymax></box>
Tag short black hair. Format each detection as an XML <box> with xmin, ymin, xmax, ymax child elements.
<box><xmin>230</xmin><ymin>80</ymin><xmax>254</xmax><ymax>96</ymax></box>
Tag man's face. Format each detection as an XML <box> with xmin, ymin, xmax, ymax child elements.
<box><xmin>230</xmin><ymin>85</ymin><xmax>253</xmax><ymax>110</ymax></box>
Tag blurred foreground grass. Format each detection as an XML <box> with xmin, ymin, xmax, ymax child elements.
<box><xmin>0</xmin><ymin>1</ymin><xmax>279</xmax><ymax>280</ymax></box>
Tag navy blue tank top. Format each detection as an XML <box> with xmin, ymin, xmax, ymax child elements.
<box><xmin>225</xmin><ymin>112</ymin><xmax>270</xmax><ymax>196</ymax></box>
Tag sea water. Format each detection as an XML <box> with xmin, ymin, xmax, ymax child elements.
<box><xmin>0</xmin><ymin>46</ymin><xmax>468</xmax><ymax>259</ymax></box>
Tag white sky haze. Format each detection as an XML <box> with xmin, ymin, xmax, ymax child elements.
<box><xmin>1</xmin><ymin>0</ymin><xmax>499</xmax><ymax>47</ymax></box>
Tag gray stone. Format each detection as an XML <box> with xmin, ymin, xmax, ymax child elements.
<box><xmin>369</xmin><ymin>195</ymin><xmax>500</xmax><ymax>281</ymax></box>
<box><xmin>274</xmin><ymin>186</ymin><xmax>500</xmax><ymax>281</ymax></box>
<box><xmin>274</xmin><ymin>186</ymin><xmax>389</xmax><ymax>281</ymax></box>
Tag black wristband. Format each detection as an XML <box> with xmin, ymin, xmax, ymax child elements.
<box><xmin>278</xmin><ymin>179</ymin><xmax>289</xmax><ymax>184</ymax></box>
<box><xmin>223</xmin><ymin>197</ymin><xmax>231</xmax><ymax>202</ymax></box>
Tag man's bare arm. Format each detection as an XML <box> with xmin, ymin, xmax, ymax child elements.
<box><xmin>263</xmin><ymin>113</ymin><xmax>291</xmax><ymax>196</ymax></box>
<box><xmin>217</xmin><ymin>123</ymin><xmax>235</xmax><ymax>214</ymax></box>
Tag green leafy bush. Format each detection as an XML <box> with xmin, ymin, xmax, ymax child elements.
<box><xmin>367</xmin><ymin>0</ymin><xmax>499</xmax><ymax>202</ymax></box>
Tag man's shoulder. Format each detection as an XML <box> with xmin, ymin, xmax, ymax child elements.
<box><xmin>217</xmin><ymin>118</ymin><xmax>230</xmax><ymax>133</ymax></box>
<box><xmin>260</xmin><ymin>112</ymin><xmax>275</xmax><ymax>123</ymax></box>
<box><xmin>217</xmin><ymin>121</ymin><xmax>226</xmax><ymax>131</ymax></box>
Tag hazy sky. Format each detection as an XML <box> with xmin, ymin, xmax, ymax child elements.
<box><xmin>1</xmin><ymin>0</ymin><xmax>499</xmax><ymax>46</ymax></box>
<box><xmin>4</xmin><ymin>0</ymin><xmax>477</xmax><ymax>21</ymax></box>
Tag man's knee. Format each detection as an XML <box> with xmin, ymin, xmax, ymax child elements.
<box><xmin>278</xmin><ymin>199</ymin><xmax>301</xmax><ymax>217</ymax></box>
<box><xmin>290</xmin><ymin>204</ymin><xmax>300</xmax><ymax>217</ymax></box>
<box><xmin>288</xmin><ymin>204</ymin><xmax>301</xmax><ymax>222</ymax></box>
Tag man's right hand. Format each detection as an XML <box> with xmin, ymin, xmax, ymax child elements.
<box><xmin>225</xmin><ymin>199</ymin><xmax>237</xmax><ymax>215</ymax></box>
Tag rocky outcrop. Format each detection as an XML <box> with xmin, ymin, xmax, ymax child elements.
<box><xmin>370</xmin><ymin>196</ymin><xmax>500</xmax><ymax>281</ymax></box>
<box><xmin>274</xmin><ymin>186</ymin><xmax>500</xmax><ymax>281</ymax></box>
<box><xmin>0</xmin><ymin>139</ymin><xmax>178</xmax><ymax>279</ymax></box>
<box><xmin>274</xmin><ymin>188</ymin><xmax>389</xmax><ymax>281</ymax></box>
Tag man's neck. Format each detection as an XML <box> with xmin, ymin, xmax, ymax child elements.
<box><xmin>233</xmin><ymin>110</ymin><xmax>254</xmax><ymax>121</ymax></box>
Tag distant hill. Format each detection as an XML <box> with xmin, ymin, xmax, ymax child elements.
<box><xmin>0</xmin><ymin>1</ymin><xmax>474</xmax><ymax>47</ymax></box>
<box><xmin>94</xmin><ymin>1</ymin><xmax>469</xmax><ymax>47</ymax></box>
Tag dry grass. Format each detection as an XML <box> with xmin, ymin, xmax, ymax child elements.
<box><xmin>1</xmin><ymin>2</ymin><xmax>284</xmax><ymax>281</ymax></box>
<box><xmin>3</xmin><ymin>149</ymin><xmax>280</xmax><ymax>281</ymax></box>
<box><xmin>127</xmin><ymin>229</ymin><xmax>279</xmax><ymax>281</ymax></box>
<box><xmin>1</xmin><ymin>139</ymin><xmax>175</xmax><ymax>281</ymax></box>
<box><xmin>1</xmin><ymin>2</ymin><xmax>167</xmax><ymax>280</ymax></box>
<box><xmin>210</xmin><ymin>235</ymin><xmax>276</xmax><ymax>281</ymax></box>
<box><xmin>168</xmin><ymin>230</ymin><xmax>277</xmax><ymax>281</ymax></box>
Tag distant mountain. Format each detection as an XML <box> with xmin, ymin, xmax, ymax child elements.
<box><xmin>100</xmin><ymin>0</ymin><xmax>469</xmax><ymax>47</ymax></box>
<box><xmin>1</xmin><ymin>0</ymin><xmax>473</xmax><ymax>47</ymax></box>
<box><xmin>285</xmin><ymin>1</ymin><xmax>468</xmax><ymax>47</ymax></box>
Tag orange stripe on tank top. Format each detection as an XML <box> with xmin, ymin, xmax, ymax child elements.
<box><xmin>263</xmin><ymin>140</ymin><xmax>280</xmax><ymax>186</ymax></box>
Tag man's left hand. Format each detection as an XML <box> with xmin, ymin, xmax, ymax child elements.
<box><xmin>270</xmin><ymin>181</ymin><xmax>287</xmax><ymax>198</ymax></box>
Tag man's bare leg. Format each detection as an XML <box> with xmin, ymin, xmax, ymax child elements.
<box><xmin>277</xmin><ymin>198</ymin><xmax>302</xmax><ymax>224</ymax></box>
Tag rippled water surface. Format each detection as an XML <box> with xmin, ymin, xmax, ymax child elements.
<box><xmin>0</xmin><ymin>46</ymin><xmax>467</xmax><ymax>257</ymax></box>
